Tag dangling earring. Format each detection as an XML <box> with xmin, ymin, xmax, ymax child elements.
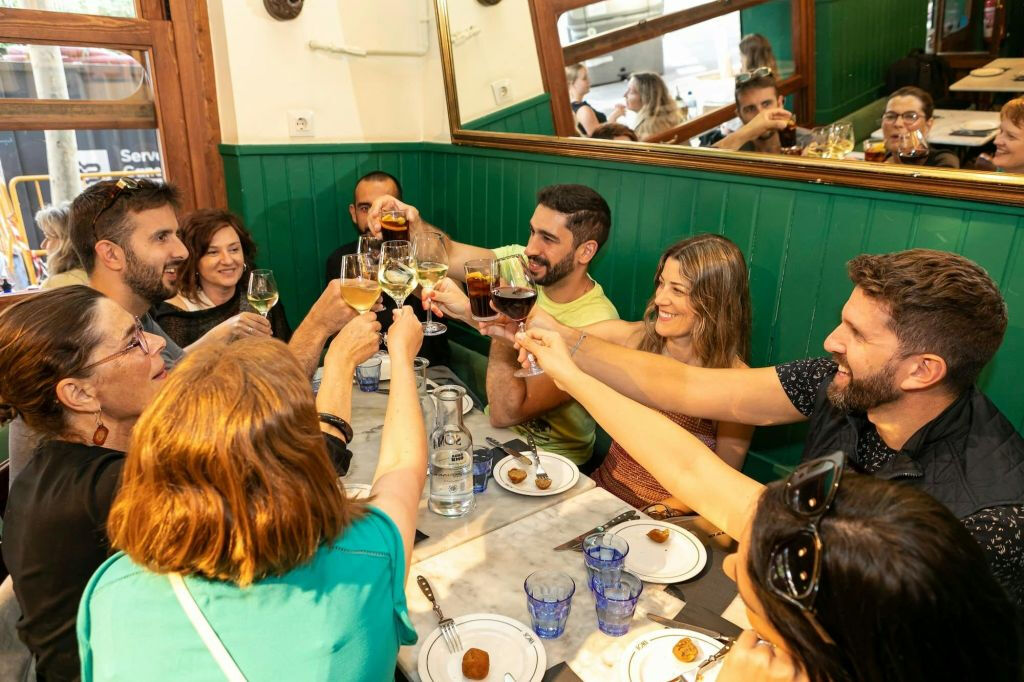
<box><xmin>92</xmin><ymin>411</ymin><xmax>109</xmax><ymax>446</ymax></box>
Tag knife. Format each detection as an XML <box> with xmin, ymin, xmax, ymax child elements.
<box><xmin>504</xmin><ymin>675</ymin><xmax>516</xmax><ymax>682</ymax></box>
<box><xmin>552</xmin><ymin>509</ymin><xmax>639</xmax><ymax>551</ymax></box>
<box><xmin>485</xmin><ymin>437</ymin><xmax>532</xmax><ymax>465</ymax></box>
<box><xmin>646</xmin><ymin>614</ymin><xmax>734</xmax><ymax>643</ymax></box>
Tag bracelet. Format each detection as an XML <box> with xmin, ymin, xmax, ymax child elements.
<box><xmin>318</xmin><ymin>412</ymin><xmax>354</xmax><ymax>443</ymax></box>
<box><xmin>569</xmin><ymin>332</ymin><xmax>587</xmax><ymax>356</ymax></box>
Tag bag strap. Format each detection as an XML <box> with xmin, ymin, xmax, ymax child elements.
<box><xmin>168</xmin><ymin>573</ymin><xmax>248</xmax><ymax>682</ymax></box>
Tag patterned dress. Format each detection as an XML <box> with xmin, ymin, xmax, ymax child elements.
<box><xmin>592</xmin><ymin>411</ymin><xmax>717</xmax><ymax>509</ymax></box>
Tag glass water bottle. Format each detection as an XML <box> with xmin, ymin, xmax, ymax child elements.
<box><xmin>428</xmin><ymin>385</ymin><xmax>474</xmax><ymax>517</ymax></box>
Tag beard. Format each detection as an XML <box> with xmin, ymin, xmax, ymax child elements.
<box><xmin>826</xmin><ymin>354</ymin><xmax>902</xmax><ymax>412</ymax></box>
<box><xmin>530</xmin><ymin>252</ymin><xmax>576</xmax><ymax>286</ymax></box>
<box><xmin>123</xmin><ymin>244</ymin><xmax>180</xmax><ymax>304</ymax></box>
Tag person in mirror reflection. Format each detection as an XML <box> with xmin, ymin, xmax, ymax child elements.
<box><xmin>424</xmin><ymin>235</ymin><xmax>754</xmax><ymax>512</ymax></box>
<box><xmin>713</xmin><ymin>71</ymin><xmax>804</xmax><ymax>154</ymax></box>
<box><xmin>364</xmin><ymin>185</ymin><xmax>619</xmax><ymax>467</ymax></box>
<box><xmin>513</xmin><ymin>249</ymin><xmax>1024</xmax><ymax>608</ymax></box>
<box><xmin>739</xmin><ymin>33</ymin><xmax>779</xmax><ymax>77</ymax></box>
<box><xmin>566</xmin><ymin>63</ymin><xmax>607</xmax><ymax>137</ymax></box>
<box><xmin>0</xmin><ymin>287</ymin><xmax>380</xmax><ymax>682</ymax></box>
<box><xmin>515</xmin><ymin>327</ymin><xmax>1023</xmax><ymax>682</ymax></box>
<box><xmin>978</xmin><ymin>96</ymin><xmax>1024</xmax><ymax>173</ymax></box>
<box><xmin>880</xmin><ymin>86</ymin><xmax>959</xmax><ymax>168</ymax></box>
<box><xmin>36</xmin><ymin>202</ymin><xmax>88</xmax><ymax>289</ymax></box>
<box><xmin>77</xmin><ymin>307</ymin><xmax>425</xmax><ymax>682</ymax></box>
<box><xmin>609</xmin><ymin>71</ymin><xmax>684</xmax><ymax>141</ymax></box>
<box><xmin>155</xmin><ymin>209</ymin><xmax>291</xmax><ymax>347</ymax></box>
<box><xmin>590</xmin><ymin>122</ymin><xmax>638</xmax><ymax>142</ymax></box>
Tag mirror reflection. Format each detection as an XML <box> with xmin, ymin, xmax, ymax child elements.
<box><xmin>447</xmin><ymin>0</ymin><xmax>1023</xmax><ymax>176</ymax></box>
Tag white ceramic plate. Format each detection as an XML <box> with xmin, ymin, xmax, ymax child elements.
<box><xmin>343</xmin><ymin>482</ymin><xmax>372</xmax><ymax>500</ymax></box>
<box><xmin>961</xmin><ymin>118</ymin><xmax>998</xmax><ymax>131</ymax></box>
<box><xmin>609</xmin><ymin>520</ymin><xmax>708</xmax><ymax>583</ymax></box>
<box><xmin>970</xmin><ymin>67</ymin><xmax>1005</xmax><ymax>77</ymax></box>
<box><xmin>417</xmin><ymin>613</ymin><xmax>546</xmax><ymax>682</ymax></box>
<box><xmin>493</xmin><ymin>450</ymin><xmax>580</xmax><ymax>497</ymax></box>
<box><xmin>618</xmin><ymin>628</ymin><xmax>725</xmax><ymax>682</ymax></box>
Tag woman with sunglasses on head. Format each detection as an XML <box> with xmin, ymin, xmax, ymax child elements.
<box><xmin>880</xmin><ymin>86</ymin><xmax>959</xmax><ymax>168</ymax></box>
<box><xmin>155</xmin><ymin>209</ymin><xmax>291</xmax><ymax>347</ymax></box>
<box><xmin>514</xmin><ymin>327</ymin><xmax>1022</xmax><ymax>682</ymax></box>
<box><xmin>0</xmin><ymin>286</ymin><xmax>380</xmax><ymax>682</ymax></box>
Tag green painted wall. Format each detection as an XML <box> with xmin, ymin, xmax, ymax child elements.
<box><xmin>461</xmin><ymin>94</ymin><xmax>555</xmax><ymax>136</ymax></box>
<box><xmin>221</xmin><ymin>141</ymin><xmax>1024</xmax><ymax>481</ymax></box>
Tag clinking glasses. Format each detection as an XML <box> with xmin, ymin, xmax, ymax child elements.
<box><xmin>766</xmin><ymin>450</ymin><xmax>845</xmax><ymax>643</ymax></box>
<box><xmin>735</xmin><ymin>66</ymin><xmax>773</xmax><ymax>84</ymax></box>
<box><xmin>90</xmin><ymin>177</ymin><xmax>141</xmax><ymax>240</ymax></box>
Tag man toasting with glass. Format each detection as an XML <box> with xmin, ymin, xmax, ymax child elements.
<box><xmin>367</xmin><ymin>185</ymin><xmax>618</xmax><ymax>467</ymax></box>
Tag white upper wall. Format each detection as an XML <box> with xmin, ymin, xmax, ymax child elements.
<box><xmin>206</xmin><ymin>0</ymin><xmax>452</xmax><ymax>144</ymax></box>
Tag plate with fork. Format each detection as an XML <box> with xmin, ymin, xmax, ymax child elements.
<box><xmin>618</xmin><ymin>628</ymin><xmax>726</xmax><ymax>682</ymax></box>
<box><xmin>417</xmin><ymin>613</ymin><xmax>546</xmax><ymax>682</ymax></box>
<box><xmin>493</xmin><ymin>450</ymin><xmax>579</xmax><ymax>497</ymax></box>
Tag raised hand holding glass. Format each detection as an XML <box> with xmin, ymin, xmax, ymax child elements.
<box><xmin>412</xmin><ymin>232</ymin><xmax>449</xmax><ymax>336</ymax></box>
<box><xmin>492</xmin><ymin>254</ymin><xmax>543</xmax><ymax>378</ymax></box>
<box><xmin>246</xmin><ymin>269</ymin><xmax>278</xmax><ymax>318</ymax></box>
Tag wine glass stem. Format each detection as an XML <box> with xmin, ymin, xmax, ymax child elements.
<box><xmin>261</xmin><ymin>311</ymin><xmax>269</xmax><ymax>319</ymax></box>
<box><xmin>519</xmin><ymin>322</ymin><xmax>541</xmax><ymax>371</ymax></box>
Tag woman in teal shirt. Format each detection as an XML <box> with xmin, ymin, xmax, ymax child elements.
<box><xmin>77</xmin><ymin>308</ymin><xmax>427</xmax><ymax>681</ymax></box>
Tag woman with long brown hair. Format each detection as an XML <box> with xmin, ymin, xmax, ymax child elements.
<box><xmin>610</xmin><ymin>71</ymin><xmax>685</xmax><ymax>141</ymax></box>
<box><xmin>77</xmin><ymin>308</ymin><xmax>426</xmax><ymax>681</ymax></box>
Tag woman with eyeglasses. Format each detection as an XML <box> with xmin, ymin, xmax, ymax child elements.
<box><xmin>0</xmin><ymin>286</ymin><xmax>381</xmax><ymax>682</ymax></box>
<box><xmin>514</xmin><ymin>327</ymin><xmax>1022</xmax><ymax>682</ymax></box>
<box><xmin>880</xmin><ymin>86</ymin><xmax>959</xmax><ymax>168</ymax></box>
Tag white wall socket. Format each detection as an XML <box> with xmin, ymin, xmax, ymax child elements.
<box><xmin>287</xmin><ymin>110</ymin><xmax>315</xmax><ymax>137</ymax></box>
<box><xmin>490</xmin><ymin>79</ymin><xmax>513</xmax><ymax>105</ymax></box>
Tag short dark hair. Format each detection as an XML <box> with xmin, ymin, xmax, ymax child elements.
<box><xmin>69</xmin><ymin>178</ymin><xmax>181</xmax><ymax>273</ymax></box>
<box><xmin>175</xmin><ymin>209</ymin><xmax>257</xmax><ymax>302</ymax></box>
<box><xmin>590</xmin><ymin>123</ymin><xmax>639</xmax><ymax>141</ymax></box>
<box><xmin>888</xmin><ymin>86</ymin><xmax>935</xmax><ymax>120</ymax></box>
<box><xmin>847</xmin><ymin>249</ymin><xmax>1007</xmax><ymax>393</ymax></box>
<box><xmin>535</xmin><ymin>184</ymin><xmax>611</xmax><ymax>251</ymax></box>
<box><xmin>735</xmin><ymin>73</ymin><xmax>778</xmax><ymax>106</ymax></box>
<box><xmin>354</xmin><ymin>171</ymin><xmax>402</xmax><ymax>202</ymax></box>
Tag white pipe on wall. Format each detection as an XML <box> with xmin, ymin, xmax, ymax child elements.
<box><xmin>310</xmin><ymin>0</ymin><xmax>431</xmax><ymax>58</ymax></box>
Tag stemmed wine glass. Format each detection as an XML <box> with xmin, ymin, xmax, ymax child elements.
<box><xmin>246</xmin><ymin>269</ymin><xmax>278</xmax><ymax>319</ymax></box>
<box><xmin>339</xmin><ymin>253</ymin><xmax>381</xmax><ymax>314</ymax></box>
<box><xmin>358</xmin><ymin>234</ymin><xmax>382</xmax><ymax>264</ymax></box>
<box><xmin>412</xmin><ymin>233</ymin><xmax>449</xmax><ymax>336</ymax></box>
<box><xmin>377</xmin><ymin>241</ymin><xmax>416</xmax><ymax>308</ymax></box>
<box><xmin>897</xmin><ymin>129</ymin><xmax>930</xmax><ymax>165</ymax></box>
<box><xmin>828</xmin><ymin>122</ymin><xmax>855</xmax><ymax>159</ymax></box>
<box><xmin>492</xmin><ymin>254</ymin><xmax>543</xmax><ymax>378</ymax></box>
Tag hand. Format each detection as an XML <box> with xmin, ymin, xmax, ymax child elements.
<box><xmin>325</xmin><ymin>311</ymin><xmax>381</xmax><ymax>369</ymax></box>
<box><xmin>366</xmin><ymin>194</ymin><xmax>422</xmax><ymax>239</ymax></box>
<box><xmin>477</xmin><ymin>312</ymin><xmax>520</xmax><ymax>343</ymax></box>
<box><xmin>422</xmin><ymin>277</ymin><xmax>471</xmax><ymax>322</ymax></box>
<box><xmin>513</xmin><ymin>328</ymin><xmax>581</xmax><ymax>391</ymax></box>
<box><xmin>717</xmin><ymin>631</ymin><xmax>809</xmax><ymax>682</ymax></box>
<box><xmin>610</xmin><ymin>103</ymin><xmax>627</xmax><ymax>122</ymax></box>
<box><xmin>746</xmin><ymin>107</ymin><xmax>793</xmax><ymax>137</ymax></box>
<box><xmin>387</xmin><ymin>306</ymin><xmax>425</xmax><ymax>364</ymax></box>
<box><xmin>304</xmin><ymin>279</ymin><xmax>359</xmax><ymax>336</ymax></box>
<box><xmin>215</xmin><ymin>311</ymin><xmax>272</xmax><ymax>342</ymax></box>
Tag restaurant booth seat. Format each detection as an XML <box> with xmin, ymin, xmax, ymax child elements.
<box><xmin>835</xmin><ymin>97</ymin><xmax>887</xmax><ymax>146</ymax></box>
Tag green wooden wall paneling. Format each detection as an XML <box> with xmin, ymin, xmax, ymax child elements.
<box><xmin>461</xmin><ymin>94</ymin><xmax>555</xmax><ymax>136</ymax></box>
<box><xmin>221</xmin><ymin>141</ymin><xmax>1024</xmax><ymax>477</ymax></box>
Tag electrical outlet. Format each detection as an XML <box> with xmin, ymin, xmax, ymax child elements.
<box><xmin>490</xmin><ymin>79</ymin><xmax>513</xmax><ymax>105</ymax></box>
<box><xmin>287</xmin><ymin>110</ymin><xmax>315</xmax><ymax>137</ymax></box>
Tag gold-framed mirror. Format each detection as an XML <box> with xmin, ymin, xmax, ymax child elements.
<box><xmin>433</xmin><ymin>0</ymin><xmax>1024</xmax><ymax>207</ymax></box>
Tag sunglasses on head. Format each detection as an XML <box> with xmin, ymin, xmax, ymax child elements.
<box><xmin>765</xmin><ymin>450</ymin><xmax>845</xmax><ymax>642</ymax></box>
<box><xmin>735</xmin><ymin>66</ymin><xmax>773</xmax><ymax>84</ymax></box>
<box><xmin>90</xmin><ymin>177</ymin><xmax>142</xmax><ymax>241</ymax></box>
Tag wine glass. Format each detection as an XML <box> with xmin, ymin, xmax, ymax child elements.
<box><xmin>339</xmin><ymin>253</ymin><xmax>381</xmax><ymax>314</ymax></box>
<box><xmin>412</xmin><ymin>233</ymin><xmax>449</xmax><ymax>336</ymax></box>
<box><xmin>357</xmin><ymin>234</ymin><xmax>382</xmax><ymax>265</ymax></box>
<box><xmin>246</xmin><ymin>269</ymin><xmax>278</xmax><ymax>319</ymax></box>
<box><xmin>377</xmin><ymin>240</ymin><xmax>416</xmax><ymax>308</ymax></box>
<box><xmin>803</xmin><ymin>127</ymin><xmax>829</xmax><ymax>158</ymax></box>
<box><xmin>492</xmin><ymin>254</ymin><xmax>543</xmax><ymax>378</ymax></box>
<box><xmin>897</xmin><ymin>129</ymin><xmax>930</xmax><ymax>165</ymax></box>
<box><xmin>828</xmin><ymin>122</ymin><xmax>855</xmax><ymax>159</ymax></box>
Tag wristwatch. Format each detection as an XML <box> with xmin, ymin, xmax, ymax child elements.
<box><xmin>318</xmin><ymin>412</ymin><xmax>353</xmax><ymax>443</ymax></box>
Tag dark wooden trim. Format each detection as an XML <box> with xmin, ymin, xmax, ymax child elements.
<box><xmin>0</xmin><ymin>7</ymin><xmax>153</xmax><ymax>48</ymax></box>
<box><xmin>149</xmin><ymin>24</ymin><xmax>197</xmax><ymax>213</ymax></box>
<box><xmin>791</xmin><ymin>0</ymin><xmax>815</xmax><ymax>123</ymax></box>
<box><xmin>562</xmin><ymin>0</ymin><xmax>774</xmax><ymax>65</ymax></box>
<box><xmin>137</xmin><ymin>0</ymin><xmax>168</xmax><ymax>20</ymax></box>
<box><xmin>0</xmin><ymin>100</ymin><xmax>156</xmax><ymax>130</ymax></box>
<box><xmin>527</xmin><ymin>0</ymin><xmax>577</xmax><ymax>138</ymax></box>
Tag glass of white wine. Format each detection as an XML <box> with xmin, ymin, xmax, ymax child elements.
<box><xmin>339</xmin><ymin>253</ymin><xmax>381</xmax><ymax>313</ymax></box>
<box><xmin>358</xmin><ymin>234</ymin><xmax>383</xmax><ymax>265</ymax></box>
<box><xmin>247</xmin><ymin>269</ymin><xmax>278</xmax><ymax>319</ymax></box>
<box><xmin>378</xmin><ymin>241</ymin><xmax>416</xmax><ymax>309</ymax></box>
<box><xmin>412</xmin><ymin>233</ymin><xmax>448</xmax><ymax>336</ymax></box>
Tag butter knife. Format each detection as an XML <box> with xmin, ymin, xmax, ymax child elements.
<box><xmin>553</xmin><ymin>509</ymin><xmax>639</xmax><ymax>551</ymax></box>
<box><xmin>646</xmin><ymin>614</ymin><xmax>734</xmax><ymax>643</ymax></box>
<box><xmin>485</xmin><ymin>437</ymin><xmax>532</xmax><ymax>465</ymax></box>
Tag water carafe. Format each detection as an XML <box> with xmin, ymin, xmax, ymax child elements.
<box><xmin>429</xmin><ymin>385</ymin><xmax>474</xmax><ymax>517</ymax></box>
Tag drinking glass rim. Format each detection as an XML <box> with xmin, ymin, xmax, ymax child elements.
<box><xmin>592</xmin><ymin>570</ymin><xmax>643</xmax><ymax>600</ymax></box>
<box><xmin>524</xmin><ymin>570</ymin><xmax>576</xmax><ymax>602</ymax></box>
<box><xmin>582</xmin><ymin>532</ymin><xmax>630</xmax><ymax>558</ymax></box>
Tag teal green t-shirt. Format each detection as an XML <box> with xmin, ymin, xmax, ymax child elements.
<box><xmin>77</xmin><ymin>507</ymin><xmax>416</xmax><ymax>682</ymax></box>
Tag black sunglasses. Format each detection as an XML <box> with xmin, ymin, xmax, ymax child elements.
<box><xmin>766</xmin><ymin>451</ymin><xmax>845</xmax><ymax>640</ymax></box>
<box><xmin>735</xmin><ymin>66</ymin><xmax>773</xmax><ymax>84</ymax></box>
<box><xmin>90</xmin><ymin>177</ymin><xmax>141</xmax><ymax>241</ymax></box>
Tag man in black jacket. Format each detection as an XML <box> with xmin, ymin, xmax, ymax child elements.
<box><xmin>538</xmin><ymin>249</ymin><xmax>1024</xmax><ymax>606</ymax></box>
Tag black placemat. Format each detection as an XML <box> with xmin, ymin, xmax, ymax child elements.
<box><xmin>542</xmin><ymin>661</ymin><xmax>584</xmax><ymax>682</ymax></box>
<box><xmin>662</xmin><ymin>519</ymin><xmax>743</xmax><ymax>638</ymax></box>
<box><xmin>483</xmin><ymin>438</ymin><xmax>529</xmax><ymax>468</ymax></box>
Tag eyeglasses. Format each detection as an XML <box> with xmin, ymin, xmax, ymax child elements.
<box><xmin>881</xmin><ymin>111</ymin><xmax>922</xmax><ymax>124</ymax></box>
<box><xmin>81</xmin><ymin>317</ymin><xmax>150</xmax><ymax>371</ymax></box>
<box><xmin>765</xmin><ymin>450</ymin><xmax>845</xmax><ymax>642</ymax></box>
<box><xmin>735</xmin><ymin>66</ymin><xmax>773</xmax><ymax>84</ymax></box>
<box><xmin>90</xmin><ymin>177</ymin><xmax>141</xmax><ymax>241</ymax></box>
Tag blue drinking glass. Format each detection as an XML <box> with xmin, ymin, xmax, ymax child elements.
<box><xmin>355</xmin><ymin>358</ymin><xmax>382</xmax><ymax>392</ymax></box>
<box><xmin>594</xmin><ymin>570</ymin><xmax>643</xmax><ymax>636</ymax></box>
<box><xmin>472</xmin><ymin>448</ymin><xmax>493</xmax><ymax>493</ymax></box>
<box><xmin>582</xmin><ymin>532</ymin><xmax>629</xmax><ymax>593</ymax></box>
<box><xmin>524</xmin><ymin>570</ymin><xmax>575</xmax><ymax>639</ymax></box>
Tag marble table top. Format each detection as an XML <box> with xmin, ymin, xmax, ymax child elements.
<box><xmin>950</xmin><ymin>58</ymin><xmax>1024</xmax><ymax>92</ymax></box>
<box><xmin>341</xmin><ymin>382</ymin><xmax>594</xmax><ymax>563</ymax></box>
<box><xmin>399</xmin><ymin>487</ymin><xmax>749</xmax><ymax>681</ymax></box>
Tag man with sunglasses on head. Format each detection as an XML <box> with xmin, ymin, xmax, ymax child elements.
<box><xmin>711</xmin><ymin>69</ymin><xmax>808</xmax><ymax>154</ymax></box>
<box><xmin>529</xmin><ymin>249</ymin><xmax>1024</xmax><ymax>607</ymax></box>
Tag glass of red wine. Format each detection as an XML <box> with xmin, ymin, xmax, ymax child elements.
<box><xmin>492</xmin><ymin>253</ymin><xmax>543</xmax><ymax>378</ymax></box>
<box><xmin>896</xmin><ymin>129</ymin><xmax>929</xmax><ymax>165</ymax></box>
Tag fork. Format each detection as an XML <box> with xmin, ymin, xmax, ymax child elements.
<box><xmin>525</xmin><ymin>433</ymin><xmax>550</xmax><ymax>484</ymax></box>
<box><xmin>417</xmin><ymin>575</ymin><xmax>463</xmax><ymax>654</ymax></box>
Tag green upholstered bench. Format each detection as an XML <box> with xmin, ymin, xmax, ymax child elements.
<box><xmin>835</xmin><ymin>97</ymin><xmax>887</xmax><ymax>146</ymax></box>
